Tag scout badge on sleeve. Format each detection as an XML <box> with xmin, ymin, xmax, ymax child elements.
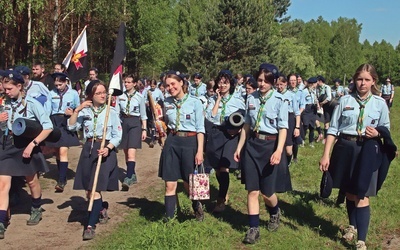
<box><xmin>189</xmin><ymin>164</ymin><xmax>210</xmax><ymax>200</ymax></box>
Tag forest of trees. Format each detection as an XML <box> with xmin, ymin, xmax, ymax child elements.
<box><xmin>1</xmin><ymin>0</ymin><xmax>399</xmax><ymax>84</ymax></box>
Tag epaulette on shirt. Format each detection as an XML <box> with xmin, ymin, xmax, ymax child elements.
<box><xmin>371</xmin><ymin>94</ymin><xmax>387</xmax><ymax>103</ymax></box>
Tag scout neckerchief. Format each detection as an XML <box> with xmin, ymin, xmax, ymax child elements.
<box><xmin>280</xmin><ymin>88</ymin><xmax>287</xmax><ymax>95</ymax></box>
<box><xmin>125</xmin><ymin>90</ymin><xmax>136</xmax><ymax>114</ymax></box>
<box><xmin>195</xmin><ymin>83</ymin><xmax>202</xmax><ymax>97</ymax></box>
<box><xmin>355</xmin><ymin>92</ymin><xmax>372</xmax><ymax>137</ymax></box>
<box><xmin>89</xmin><ymin>104</ymin><xmax>106</xmax><ymax>155</ymax></box>
<box><xmin>291</xmin><ymin>87</ymin><xmax>298</xmax><ymax>93</ymax></box>
<box><xmin>57</xmin><ymin>85</ymin><xmax>69</xmax><ymax>112</ymax></box>
<box><xmin>174</xmin><ymin>93</ymin><xmax>189</xmax><ymax>130</ymax></box>
<box><xmin>25</xmin><ymin>81</ymin><xmax>33</xmax><ymax>92</ymax></box>
<box><xmin>10</xmin><ymin>96</ymin><xmax>27</xmax><ymax>124</ymax></box>
<box><xmin>220</xmin><ymin>94</ymin><xmax>233</xmax><ymax>124</ymax></box>
<box><xmin>254</xmin><ymin>89</ymin><xmax>274</xmax><ymax>133</ymax></box>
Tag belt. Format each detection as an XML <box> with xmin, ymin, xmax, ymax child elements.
<box><xmin>169</xmin><ymin>130</ymin><xmax>197</xmax><ymax>137</ymax></box>
<box><xmin>340</xmin><ymin>134</ymin><xmax>366</xmax><ymax>142</ymax></box>
<box><xmin>121</xmin><ymin>114</ymin><xmax>138</xmax><ymax>118</ymax></box>
<box><xmin>86</xmin><ymin>138</ymin><xmax>110</xmax><ymax>144</ymax></box>
<box><xmin>51</xmin><ymin>114</ymin><xmax>65</xmax><ymax>117</ymax></box>
<box><xmin>254</xmin><ymin>132</ymin><xmax>277</xmax><ymax>141</ymax></box>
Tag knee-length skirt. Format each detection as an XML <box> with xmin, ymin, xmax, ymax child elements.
<box><xmin>301</xmin><ymin>104</ymin><xmax>317</xmax><ymax>128</ymax></box>
<box><xmin>45</xmin><ymin>115</ymin><xmax>80</xmax><ymax>148</ymax></box>
<box><xmin>119</xmin><ymin>116</ymin><xmax>142</xmax><ymax>149</ymax></box>
<box><xmin>205</xmin><ymin>126</ymin><xmax>239</xmax><ymax>169</ymax></box>
<box><xmin>0</xmin><ymin>134</ymin><xmax>48</xmax><ymax>176</ymax></box>
<box><xmin>241</xmin><ymin>135</ymin><xmax>292</xmax><ymax>197</ymax></box>
<box><xmin>158</xmin><ymin>133</ymin><xmax>197</xmax><ymax>182</ymax></box>
<box><xmin>73</xmin><ymin>140</ymin><xmax>119</xmax><ymax>191</ymax></box>
<box><xmin>329</xmin><ymin>138</ymin><xmax>378</xmax><ymax>197</ymax></box>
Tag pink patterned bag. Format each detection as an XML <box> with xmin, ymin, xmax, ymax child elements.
<box><xmin>189</xmin><ymin>164</ymin><xmax>210</xmax><ymax>200</ymax></box>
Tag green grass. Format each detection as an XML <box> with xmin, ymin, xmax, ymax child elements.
<box><xmin>91</xmin><ymin>89</ymin><xmax>400</xmax><ymax>250</ymax></box>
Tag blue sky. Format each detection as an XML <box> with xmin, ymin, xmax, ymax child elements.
<box><xmin>286</xmin><ymin>0</ymin><xmax>400</xmax><ymax>46</ymax></box>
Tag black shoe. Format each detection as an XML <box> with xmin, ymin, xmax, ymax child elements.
<box><xmin>243</xmin><ymin>227</ymin><xmax>260</xmax><ymax>244</ymax></box>
<box><xmin>55</xmin><ymin>181</ymin><xmax>66</xmax><ymax>193</ymax></box>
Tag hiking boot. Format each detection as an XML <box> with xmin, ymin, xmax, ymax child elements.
<box><xmin>0</xmin><ymin>222</ymin><xmax>5</xmax><ymax>239</ymax></box>
<box><xmin>82</xmin><ymin>226</ymin><xmax>95</xmax><ymax>240</ymax></box>
<box><xmin>121</xmin><ymin>175</ymin><xmax>137</xmax><ymax>191</ymax></box>
<box><xmin>194</xmin><ymin>202</ymin><xmax>204</xmax><ymax>222</ymax></box>
<box><xmin>27</xmin><ymin>207</ymin><xmax>43</xmax><ymax>226</ymax></box>
<box><xmin>213</xmin><ymin>198</ymin><xmax>226</xmax><ymax>213</ymax></box>
<box><xmin>243</xmin><ymin>227</ymin><xmax>260</xmax><ymax>244</ymax></box>
<box><xmin>99</xmin><ymin>202</ymin><xmax>109</xmax><ymax>224</ymax></box>
<box><xmin>342</xmin><ymin>225</ymin><xmax>357</xmax><ymax>242</ymax></box>
<box><xmin>55</xmin><ymin>181</ymin><xmax>66</xmax><ymax>193</ymax></box>
<box><xmin>267</xmin><ymin>208</ymin><xmax>281</xmax><ymax>231</ymax></box>
<box><xmin>356</xmin><ymin>240</ymin><xmax>367</xmax><ymax>250</ymax></box>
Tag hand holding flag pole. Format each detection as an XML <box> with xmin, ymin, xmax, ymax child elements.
<box><xmin>88</xmin><ymin>22</ymin><xmax>126</xmax><ymax>211</ymax></box>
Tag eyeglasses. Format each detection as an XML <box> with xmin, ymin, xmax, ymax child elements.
<box><xmin>94</xmin><ymin>91</ymin><xmax>107</xmax><ymax>96</ymax></box>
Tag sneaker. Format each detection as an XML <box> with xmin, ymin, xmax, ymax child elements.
<box><xmin>121</xmin><ymin>175</ymin><xmax>137</xmax><ymax>191</ymax></box>
<box><xmin>55</xmin><ymin>181</ymin><xmax>66</xmax><ymax>192</ymax></box>
<box><xmin>213</xmin><ymin>198</ymin><xmax>226</xmax><ymax>213</ymax></box>
<box><xmin>309</xmin><ymin>142</ymin><xmax>315</xmax><ymax>148</ymax></box>
<box><xmin>299</xmin><ymin>141</ymin><xmax>305</xmax><ymax>148</ymax></box>
<box><xmin>0</xmin><ymin>222</ymin><xmax>5</xmax><ymax>239</ymax></box>
<box><xmin>243</xmin><ymin>227</ymin><xmax>260</xmax><ymax>244</ymax></box>
<box><xmin>267</xmin><ymin>208</ymin><xmax>281</xmax><ymax>231</ymax></box>
<box><xmin>342</xmin><ymin>225</ymin><xmax>357</xmax><ymax>242</ymax></box>
<box><xmin>356</xmin><ymin>240</ymin><xmax>367</xmax><ymax>250</ymax></box>
<box><xmin>99</xmin><ymin>207</ymin><xmax>109</xmax><ymax>224</ymax></box>
<box><xmin>194</xmin><ymin>202</ymin><xmax>204</xmax><ymax>222</ymax></box>
<box><xmin>27</xmin><ymin>207</ymin><xmax>43</xmax><ymax>225</ymax></box>
<box><xmin>82</xmin><ymin>226</ymin><xmax>95</xmax><ymax>240</ymax></box>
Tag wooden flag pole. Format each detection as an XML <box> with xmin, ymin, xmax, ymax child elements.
<box><xmin>88</xmin><ymin>89</ymin><xmax>114</xmax><ymax>211</ymax></box>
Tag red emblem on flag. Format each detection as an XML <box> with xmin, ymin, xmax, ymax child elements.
<box><xmin>71</xmin><ymin>50</ymin><xmax>87</xmax><ymax>70</ymax></box>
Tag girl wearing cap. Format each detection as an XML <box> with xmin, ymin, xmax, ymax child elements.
<box><xmin>158</xmin><ymin>71</ymin><xmax>205</xmax><ymax>221</ymax></box>
<box><xmin>380</xmin><ymin>77</ymin><xmax>394</xmax><ymax>110</ymax></box>
<box><xmin>189</xmin><ymin>73</ymin><xmax>207</xmax><ymax>97</ymax></box>
<box><xmin>0</xmin><ymin>71</ymin><xmax>53</xmax><ymax>239</ymax></box>
<box><xmin>205</xmin><ymin>70</ymin><xmax>245</xmax><ymax>213</ymax></box>
<box><xmin>46</xmin><ymin>73</ymin><xmax>81</xmax><ymax>192</ymax></box>
<box><xmin>68</xmin><ymin>80</ymin><xmax>122</xmax><ymax>240</ymax></box>
<box><xmin>116</xmin><ymin>75</ymin><xmax>147</xmax><ymax>191</ymax></box>
<box><xmin>319</xmin><ymin>64</ymin><xmax>391</xmax><ymax>250</ymax></box>
<box><xmin>234</xmin><ymin>63</ymin><xmax>291</xmax><ymax>244</ymax></box>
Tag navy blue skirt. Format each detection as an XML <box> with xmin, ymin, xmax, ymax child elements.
<box><xmin>73</xmin><ymin>140</ymin><xmax>119</xmax><ymax>191</ymax></box>
<box><xmin>301</xmin><ymin>104</ymin><xmax>317</xmax><ymax>128</ymax></box>
<box><xmin>119</xmin><ymin>116</ymin><xmax>142</xmax><ymax>149</ymax></box>
<box><xmin>0</xmin><ymin>134</ymin><xmax>48</xmax><ymax>176</ymax></box>
<box><xmin>286</xmin><ymin>113</ymin><xmax>295</xmax><ymax>146</ymax></box>
<box><xmin>45</xmin><ymin>115</ymin><xmax>80</xmax><ymax>148</ymax></box>
<box><xmin>241</xmin><ymin>134</ymin><xmax>292</xmax><ymax>197</ymax></box>
<box><xmin>329</xmin><ymin>138</ymin><xmax>378</xmax><ymax>197</ymax></box>
<box><xmin>158</xmin><ymin>133</ymin><xmax>197</xmax><ymax>182</ymax></box>
<box><xmin>205</xmin><ymin>126</ymin><xmax>239</xmax><ymax>169</ymax></box>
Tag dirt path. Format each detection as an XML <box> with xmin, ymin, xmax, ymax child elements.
<box><xmin>2</xmin><ymin>143</ymin><xmax>163</xmax><ymax>249</ymax></box>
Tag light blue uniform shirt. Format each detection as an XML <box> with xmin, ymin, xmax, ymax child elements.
<box><xmin>116</xmin><ymin>91</ymin><xmax>147</xmax><ymax>120</ymax></box>
<box><xmin>67</xmin><ymin>106</ymin><xmax>122</xmax><ymax>147</ymax></box>
<box><xmin>380</xmin><ymin>84</ymin><xmax>394</xmax><ymax>96</ymax></box>
<box><xmin>49</xmin><ymin>87</ymin><xmax>80</xmax><ymax>115</ymax></box>
<box><xmin>234</xmin><ymin>85</ymin><xmax>246</xmax><ymax>97</ymax></box>
<box><xmin>245</xmin><ymin>90</ymin><xmax>289</xmax><ymax>134</ymax></box>
<box><xmin>317</xmin><ymin>84</ymin><xmax>332</xmax><ymax>102</ymax></box>
<box><xmin>189</xmin><ymin>82</ymin><xmax>207</xmax><ymax>97</ymax></box>
<box><xmin>281</xmin><ymin>89</ymin><xmax>300</xmax><ymax>116</ymax></box>
<box><xmin>163</xmin><ymin>94</ymin><xmax>205</xmax><ymax>133</ymax></box>
<box><xmin>145</xmin><ymin>88</ymin><xmax>164</xmax><ymax>103</ymax></box>
<box><xmin>328</xmin><ymin>94</ymin><xmax>390</xmax><ymax>136</ymax></box>
<box><xmin>332</xmin><ymin>86</ymin><xmax>345</xmax><ymax>98</ymax></box>
<box><xmin>300</xmin><ymin>88</ymin><xmax>317</xmax><ymax>109</ymax></box>
<box><xmin>4</xmin><ymin>95</ymin><xmax>53</xmax><ymax>131</ymax></box>
<box><xmin>206</xmin><ymin>94</ymin><xmax>245</xmax><ymax>125</ymax></box>
<box><xmin>26</xmin><ymin>80</ymin><xmax>52</xmax><ymax>114</ymax></box>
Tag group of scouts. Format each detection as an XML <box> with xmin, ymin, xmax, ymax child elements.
<box><xmin>0</xmin><ymin>62</ymin><xmax>395</xmax><ymax>250</ymax></box>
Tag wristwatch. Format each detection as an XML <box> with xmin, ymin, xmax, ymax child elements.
<box><xmin>32</xmin><ymin>139</ymin><xmax>39</xmax><ymax>146</ymax></box>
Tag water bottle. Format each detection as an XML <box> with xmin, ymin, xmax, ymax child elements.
<box><xmin>0</xmin><ymin>105</ymin><xmax>7</xmax><ymax>131</ymax></box>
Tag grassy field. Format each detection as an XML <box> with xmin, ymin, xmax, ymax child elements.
<box><xmin>91</xmin><ymin>90</ymin><xmax>400</xmax><ymax>250</ymax></box>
